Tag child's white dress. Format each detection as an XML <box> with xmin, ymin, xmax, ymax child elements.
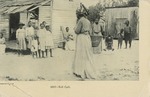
<box><xmin>31</xmin><ymin>39</ymin><xmax>38</xmax><ymax>52</ymax></box>
<box><xmin>45</xmin><ymin>31</ymin><xmax>54</xmax><ymax>49</ymax></box>
<box><xmin>0</xmin><ymin>37</ymin><xmax>6</xmax><ymax>54</ymax></box>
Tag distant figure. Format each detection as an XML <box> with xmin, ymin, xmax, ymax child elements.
<box><xmin>26</xmin><ymin>21</ymin><xmax>35</xmax><ymax>53</ymax></box>
<box><xmin>45</xmin><ymin>24</ymin><xmax>54</xmax><ymax>57</ymax></box>
<box><xmin>117</xmin><ymin>29</ymin><xmax>124</xmax><ymax>49</ymax></box>
<box><xmin>37</xmin><ymin>23</ymin><xmax>46</xmax><ymax>58</ymax></box>
<box><xmin>92</xmin><ymin>18</ymin><xmax>103</xmax><ymax>54</ymax></box>
<box><xmin>64</xmin><ymin>27</ymin><xmax>75</xmax><ymax>51</ymax></box>
<box><xmin>104</xmin><ymin>34</ymin><xmax>114</xmax><ymax>51</ymax></box>
<box><xmin>124</xmin><ymin>20</ymin><xmax>132</xmax><ymax>49</ymax></box>
<box><xmin>31</xmin><ymin>35</ymin><xmax>38</xmax><ymax>58</ymax></box>
<box><xmin>0</xmin><ymin>33</ymin><xmax>6</xmax><ymax>54</ymax></box>
<box><xmin>16</xmin><ymin>23</ymin><xmax>26</xmax><ymax>55</ymax></box>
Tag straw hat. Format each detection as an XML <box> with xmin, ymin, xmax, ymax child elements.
<box><xmin>19</xmin><ymin>22</ymin><xmax>25</xmax><ymax>26</ymax></box>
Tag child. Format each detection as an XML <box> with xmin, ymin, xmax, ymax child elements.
<box><xmin>45</xmin><ymin>24</ymin><xmax>54</xmax><ymax>57</ymax></box>
<box><xmin>16</xmin><ymin>23</ymin><xmax>26</xmax><ymax>55</ymax></box>
<box><xmin>118</xmin><ymin>29</ymin><xmax>124</xmax><ymax>49</ymax></box>
<box><xmin>104</xmin><ymin>34</ymin><xmax>114</xmax><ymax>51</ymax></box>
<box><xmin>37</xmin><ymin>23</ymin><xmax>46</xmax><ymax>58</ymax></box>
<box><xmin>31</xmin><ymin>35</ymin><xmax>38</xmax><ymax>58</ymax></box>
<box><xmin>0</xmin><ymin>33</ymin><xmax>6</xmax><ymax>54</ymax></box>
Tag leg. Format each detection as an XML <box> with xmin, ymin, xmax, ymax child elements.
<box><xmin>45</xmin><ymin>49</ymin><xmax>48</xmax><ymax>57</ymax></box>
<box><xmin>35</xmin><ymin>51</ymin><xmax>38</xmax><ymax>58</ymax></box>
<box><xmin>42</xmin><ymin>51</ymin><xmax>45</xmax><ymax>58</ymax></box>
<box><xmin>50</xmin><ymin>49</ymin><xmax>53</xmax><ymax>57</ymax></box>
<box><xmin>38</xmin><ymin>50</ymin><xmax>41</xmax><ymax>58</ymax></box>
<box><xmin>62</xmin><ymin>42</ymin><xmax>66</xmax><ymax>50</ymax></box>
<box><xmin>32</xmin><ymin>52</ymin><xmax>34</xmax><ymax>58</ymax></box>
<box><xmin>129</xmin><ymin>39</ymin><xmax>132</xmax><ymax>48</ymax></box>
<box><xmin>120</xmin><ymin>41</ymin><xmax>122</xmax><ymax>49</ymax></box>
<box><xmin>125</xmin><ymin>40</ymin><xmax>127</xmax><ymax>49</ymax></box>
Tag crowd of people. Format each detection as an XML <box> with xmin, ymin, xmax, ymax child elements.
<box><xmin>16</xmin><ymin>21</ymin><xmax>54</xmax><ymax>58</ymax></box>
<box><xmin>72</xmin><ymin>9</ymin><xmax>133</xmax><ymax>80</ymax></box>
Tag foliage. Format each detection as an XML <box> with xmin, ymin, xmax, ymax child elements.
<box><xmin>128</xmin><ymin>0</ymin><xmax>139</xmax><ymax>7</ymax></box>
<box><xmin>87</xmin><ymin>3</ymin><xmax>105</xmax><ymax>23</ymax></box>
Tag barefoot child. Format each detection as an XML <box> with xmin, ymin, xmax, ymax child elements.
<box><xmin>31</xmin><ymin>35</ymin><xmax>38</xmax><ymax>58</ymax></box>
<box><xmin>0</xmin><ymin>33</ymin><xmax>6</xmax><ymax>54</ymax></box>
<box><xmin>118</xmin><ymin>29</ymin><xmax>124</xmax><ymax>49</ymax></box>
<box><xmin>45</xmin><ymin>24</ymin><xmax>54</xmax><ymax>57</ymax></box>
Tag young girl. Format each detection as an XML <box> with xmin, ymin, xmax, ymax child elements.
<box><xmin>45</xmin><ymin>24</ymin><xmax>54</xmax><ymax>57</ymax></box>
<box><xmin>0</xmin><ymin>33</ymin><xmax>6</xmax><ymax>54</ymax></box>
<box><xmin>31</xmin><ymin>35</ymin><xmax>38</xmax><ymax>58</ymax></box>
<box><xmin>118</xmin><ymin>29</ymin><xmax>124</xmax><ymax>49</ymax></box>
<box><xmin>37</xmin><ymin>23</ymin><xmax>46</xmax><ymax>58</ymax></box>
<box><xmin>16</xmin><ymin>23</ymin><xmax>26</xmax><ymax>55</ymax></box>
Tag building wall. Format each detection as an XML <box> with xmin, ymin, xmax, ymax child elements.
<box><xmin>51</xmin><ymin>0</ymin><xmax>80</xmax><ymax>47</ymax></box>
<box><xmin>0</xmin><ymin>14</ymin><xmax>9</xmax><ymax>40</ymax></box>
<box><xmin>105</xmin><ymin>7</ymin><xmax>139</xmax><ymax>39</ymax></box>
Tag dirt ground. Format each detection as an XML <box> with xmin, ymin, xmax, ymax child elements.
<box><xmin>0</xmin><ymin>40</ymin><xmax>139</xmax><ymax>81</ymax></box>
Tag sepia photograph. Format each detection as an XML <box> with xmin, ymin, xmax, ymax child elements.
<box><xmin>0</xmin><ymin>0</ymin><xmax>139</xmax><ymax>81</ymax></box>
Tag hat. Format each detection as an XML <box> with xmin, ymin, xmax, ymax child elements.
<box><xmin>19</xmin><ymin>23</ymin><xmax>25</xmax><ymax>26</ymax></box>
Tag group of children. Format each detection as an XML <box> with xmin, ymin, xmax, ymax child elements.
<box><xmin>16</xmin><ymin>21</ymin><xmax>54</xmax><ymax>58</ymax></box>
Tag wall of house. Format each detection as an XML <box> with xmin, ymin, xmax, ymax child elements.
<box><xmin>0</xmin><ymin>14</ymin><xmax>9</xmax><ymax>40</ymax></box>
<box><xmin>105</xmin><ymin>7</ymin><xmax>139</xmax><ymax>39</ymax></box>
<box><xmin>51</xmin><ymin>0</ymin><xmax>80</xmax><ymax>47</ymax></box>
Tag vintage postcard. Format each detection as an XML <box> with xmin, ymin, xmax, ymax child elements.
<box><xmin>0</xmin><ymin>0</ymin><xmax>149</xmax><ymax>97</ymax></box>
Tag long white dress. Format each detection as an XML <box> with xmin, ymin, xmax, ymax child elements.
<box><xmin>16</xmin><ymin>28</ymin><xmax>26</xmax><ymax>50</ymax></box>
<box><xmin>26</xmin><ymin>26</ymin><xmax>35</xmax><ymax>49</ymax></box>
<box><xmin>73</xmin><ymin>17</ymin><xmax>98</xmax><ymax>79</ymax></box>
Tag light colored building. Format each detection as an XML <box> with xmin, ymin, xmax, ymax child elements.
<box><xmin>0</xmin><ymin>0</ymin><xmax>80</xmax><ymax>47</ymax></box>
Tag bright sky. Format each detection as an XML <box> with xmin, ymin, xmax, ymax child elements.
<box><xmin>80</xmin><ymin>0</ymin><xmax>99</xmax><ymax>7</ymax></box>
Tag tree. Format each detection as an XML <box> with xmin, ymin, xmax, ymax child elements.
<box><xmin>128</xmin><ymin>0</ymin><xmax>139</xmax><ymax>7</ymax></box>
<box><xmin>87</xmin><ymin>2</ymin><xmax>105</xmax><ymax>23</ymax></box>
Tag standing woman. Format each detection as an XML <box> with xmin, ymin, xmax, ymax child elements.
<box><xmin>92</xmin><ymin>18</ymin><xmax>103</xmax><ymax>54</ymax></box>
<box><xmin>26</xmin><ymin>21</ymin><xmax>35</xmax><ymax>53</ymax></box>
<box><xmin>124</xmin><ymin>20</ymin><xmax>132</xmax><ymax>49</ymax></box>
<box><xmin>37</xmin><ymin>23</ymin><xmax>46</xmax><ymax>58</ymax></box>
<box><xmin>16</xmin><ymin>23</ymin><xmax>26</xmax><ymax>55</ymax></box>
<box><xmin>72</xmin><ymin>11</ymin><xmax>98</xmax><ymax>80</ymax></box>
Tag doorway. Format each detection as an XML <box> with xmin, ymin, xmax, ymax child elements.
<box><xmin>9</xmin><ymin>13</ymin><xmax>20</xmax><ymax>40</ymax></box>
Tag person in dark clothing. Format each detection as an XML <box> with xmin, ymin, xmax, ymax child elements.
<box><xmin>104</xmin><ymin>34</ymin><xmax>114</xmax><ymax>51</ymax></box>
<box><xmin>118</xmin><ymin>29</ymin><xmax>124</xmax><ymax>49</ymax></box>
<box><xmin>124</xmin><ymin>20</ymin><xmax>132</xmax><ymax>49</ymax></box>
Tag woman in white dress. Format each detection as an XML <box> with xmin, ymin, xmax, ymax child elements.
<box><xmin>37</xmin><ymin>23</ymin><xmax>46</xmax><ymax>58</ymax></box>
<box><xmin>73</xmin><ymin>11</ymin><xmax>98</xmax><ymax>80</ymax></box>
<box><xmin>16</xmin><ymin>23</ymin><xmax>26</xmax><ymax>55</ymax></box>
<box><xmin>0</xmin><ymin>33</ymin><xmax>6</xmax><ymax>54</ymax></box>
<box><xmin>26</xmin><ymin>21</ymin><xmax>35</xmax><ymax>53</ymax></box>
<box><xmin>45</xmin><ymin>24</ymin><xmax>54</xmax><ymax>57</ymax></box>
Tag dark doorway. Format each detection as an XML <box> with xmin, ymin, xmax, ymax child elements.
<box><xmin>9</xmin><ymin>13</ymin><xmax>20</xmax><ymax>40</ymax></box>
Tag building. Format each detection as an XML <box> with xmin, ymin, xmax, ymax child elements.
<box><xmin>105</xmin><ymin>6</ymin><xmax>139</xmax><ymax>39</ymax></box>
<box><xmin>0</xmin><ymin>0</ymin><xmax>80</xmax><ymax>47</ymax></box>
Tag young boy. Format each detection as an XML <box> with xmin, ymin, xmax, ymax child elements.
<box><xmin>118</xmin><ymin>29</ymin><xmax>124</xmax><ymax>49</ymax></box>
